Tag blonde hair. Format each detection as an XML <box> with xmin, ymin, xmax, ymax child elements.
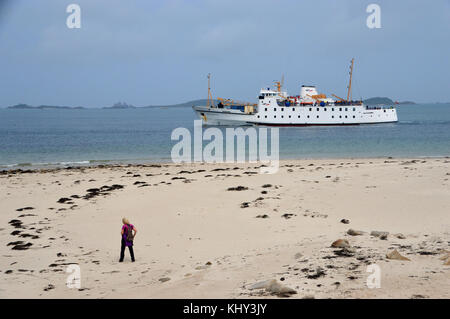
<box><xmin>122</xmin><ymin>217</ymin><xmax>130</xmax><ymax>225</ymax></box>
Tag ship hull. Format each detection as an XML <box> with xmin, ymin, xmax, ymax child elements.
<box><xmin>193</xmin><ymin>105</ymin><xmax>398</xmax><ymax>126</ymax></box>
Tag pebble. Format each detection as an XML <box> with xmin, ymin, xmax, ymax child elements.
<box><xmin>248</xmin><ymin>279</ymin><xmax>297</xmax><ymax>297</ymax></box>
<box><xmin>347</xmin><ymin>229</ymin><xmax>364</xmax><ymax>236</ymax></box>
<box><xmin>331</xmin><ymin>239</ymin><xmax>350</xmax><ymax>248</ymax></box>
<box><xmin>371</xmin><ymin>231</ymin><xmax>389</xmax><ymax>238</ymax></box>
<box><xmin>386</xmin><ymin>249</ymin><xmax>410</xmax><ymax>261</ymax></box>
<box><xmin>158</xmin><ymin>277</ymin><xmax>171</xmax><ymax>283</ymax></box>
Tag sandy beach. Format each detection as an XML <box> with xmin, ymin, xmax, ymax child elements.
<box><xmin>0</xmin><ymin>158</ymin><xmax>449</xmax><ymax>299</ymax></box>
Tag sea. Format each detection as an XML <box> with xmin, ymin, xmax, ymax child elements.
<box><xmin>0</xmin><ymin>104</ymin><xmax>449</xmax><ymax>169</ymax></box>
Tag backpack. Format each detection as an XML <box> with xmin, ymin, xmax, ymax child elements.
<box><xmin>125</xmin><ymin>224</ymin><xmax>134</xmax><ymax>242</ymax></box>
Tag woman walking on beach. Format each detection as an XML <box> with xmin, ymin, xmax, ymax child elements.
<box><xmin>119</xmin><ymin>218</ymin><xmax>137</xmax><ymax>262</ymax></box>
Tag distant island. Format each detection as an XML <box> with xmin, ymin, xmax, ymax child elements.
<box><xmin>363</xmin><ymin>97</ymin><xmax>394</xmax><ymax>105</ymax></box>
<box><xmin>102</xmin><ymin>102</ymin><xmax>136</xmax><ymax>109</ymax></box>
<box><xmin>102</xmin><ymin>100</ymin><xmax>217</xmax><ymax>109</ymax></box>
<box><xmin>4</xmin><ymin>98</ymin><xmax>422</xmax><ymax>110</ymax></box>
<box><xmin>363</xmin><ymin>97</ymin><xmax>416</xmax><ymax>105</ymax></box>
<box><xmin>7</xmin><ymin>103</ymin><xmax>85</xmax><ymax>110</ymax></box>
<box><xmin>396</xmin><ymin>101</ymin><xmax>416</xmax><ymax>105</ymax></box>
<box><xmin>142</xmin><ymin>99</ymin><xmax>217</xmax><ymax>108</ymax></box>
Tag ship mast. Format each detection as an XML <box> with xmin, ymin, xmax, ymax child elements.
<box><xmin>207</xmin><ymin>73</ymin><xmax>214</xmax><ymax>108</ymax></box>
<box><xmin>347</xmin><ymin>58</ymin><xmax>354</xmax><ymax>102</ymax></box>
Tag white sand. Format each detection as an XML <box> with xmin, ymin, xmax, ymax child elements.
<box><xmin>0</xmin><ymin>158</ymin><xmax>449</xmax><ymax>298</ymax></box>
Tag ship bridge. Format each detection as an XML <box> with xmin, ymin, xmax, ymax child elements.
<box><xmin>259</xmin><ymin>88</ymin><xmax>287</xmax><ymax>99</ymax></box>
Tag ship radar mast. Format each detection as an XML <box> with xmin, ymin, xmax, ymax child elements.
<box><xmin>347</xmin><ymin>58</ymin><xmax>354</xmax><ymax>102</ymax></box>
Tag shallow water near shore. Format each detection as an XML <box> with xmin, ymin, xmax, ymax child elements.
<box><xmin>0</xmin><ymin>104</ymin><xmax>449</xmax><ymax>168</ymax></box>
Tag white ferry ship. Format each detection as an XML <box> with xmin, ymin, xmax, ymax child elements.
<box><xmin>193</xmin><ymin>59</ymin><xmax>398</xmax><ymax>126</ymax></box>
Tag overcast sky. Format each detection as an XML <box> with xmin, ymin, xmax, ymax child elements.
<box><xmin>0</xmin><ymin>0</ymin><xmax>449</xmax><ymax>107</ymax></box>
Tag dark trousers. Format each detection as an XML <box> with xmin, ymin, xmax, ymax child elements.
<box><xmin>119</xmin><ymin>239</ymin><xmax>135</xmax><ymax>262</ymax></box>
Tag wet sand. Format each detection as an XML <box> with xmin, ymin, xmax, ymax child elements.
<box><xmin>0</xmin><ymin>158</ymin><xmax>449</xmax><ymax>298</ymax></box>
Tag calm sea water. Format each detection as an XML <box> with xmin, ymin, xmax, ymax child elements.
<box><xmin>0</xmin><ymin>104</ymin><xmax>449</xmax><ymax>168</ymax></box>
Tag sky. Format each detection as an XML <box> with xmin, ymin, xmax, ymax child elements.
<box><xmin>0</xmin><ymin>0</ymin><xmax>449</xmax><ymax>107</ymax></box>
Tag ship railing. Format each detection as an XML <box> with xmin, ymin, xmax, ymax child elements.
<box><xmin>365</xmin><ymin>105</ymin><xmax>396</xmax><ymax>110</ymax></box>
<box><xmin>276</xmin><ymin>100</ymin><xmax>365</xmax><ymax>107</ymax></box>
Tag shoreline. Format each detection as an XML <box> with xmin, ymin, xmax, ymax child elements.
<box><xmin>1</xmin><ymin>157</ymin><xmax>449</xmax><ymax>298</ymax></box>
<box><xmin>2</xmin><ymin>155</ymin><xmax>449</xmax><ymax>173</ymax></box>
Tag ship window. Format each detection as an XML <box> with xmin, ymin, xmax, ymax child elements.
<box><xmin>345</xmin><ymin>115</ymin><xmax>348</xmax><ymax>118</ymax></box>
<box><xmin>339</xmin><ymin>115</ymin><xmax>342</xmax><ymax>118</ymax></box>
<box><xmin>339</xmin><ymin>108</ymin><xmax>342</xmax><ymax>111</ymax></box>
<box><xmin>384</xmin><ymin>110</ymin><xmax>386</xmax><ymax>112</ymax></box>
<box><xmin>317</xmin><ymin>108</ymin><xmax>319</xmax><ymax>111</ymax></box>
<box><xmin>332</xmin><ymin>108</ymin><xmax>334</xmax><ymax>111</ymax></box>
<box><xmin>298</xmin><ymin>115</ymin><xmax>300</xmax><ymax>118</ymax></box>
<box><xmin>281</xmin><ymin>115</ymin><xmax>284</xmax><ymax>118</ymax></box>
<box><xmin>265</xmin><ymin>108</ymin><xmax>267</xmax><ymax>111</ymax></box>
<box><xmin>324</xmin><ymin>108</ymin><xmax>327</xmax><ymax>111</ymax></box>
<box><xmin>257</xmin><ymin>115</ymin><xmax>260</xmax><ymax>118</ymax></box>
<box><xmin>265</xmin><ymin>115</ymin><xmax>267</xmax><ymax>118</ymax></box>
<box><xmin>281</xmin><ymin>108</ymin><xmax>284</xmax><ymax>111</ymax></box>
<box><xmin>345</xmin><ymin>108</ymin><xmax>348</xmax><ymax>111</ymax></box>
<box><xmin>292</xmin><ymin>108</ymin><xmax>295</xmax><ymax>111</ymax></box>
<box><xmin>353</xmin><ymin>108</ymin><xmax>356</xmax><ymax>111</ymax></box>
<box><xmin>353</xmin><ymin>115</ymin><xmax>355</xmax><ymax>118</ymax></box>
<box><xmin>289</xmin><ymin>115</ymin><xmax>291</xmax><ymax>118</ymax></box>
<box><xmin>274</xmin><ymin>116</ymin><xmax>276</xmax><ymax>118</ymax></box>
<box><xmin>307</xmin><ymin>115</ymin><xmax>310</xmax><ymax>118</ymax></box>
<box><xmin>317</xmin><ymin>115</ymin><xmax>319</xmax><ymax>118</ymax></box>
<box><xmin>332</xmin><ymin>116</ymin><xmax>334</xmax><ymax>118</ymax></box>
<box><xmin>309</xmin><ymin>108</ymin><xmax>312</xmax><ymax>111</ymax></box>
<box><xmin>274</xmin><ymin>108</ymin><xmax>277</xmax><ymax>111</ymax></box>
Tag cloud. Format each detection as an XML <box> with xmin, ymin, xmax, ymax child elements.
<box><xmin>0</xmin><ymin>0</ymin><xmax>449</xmax><ymax>106</ymax></box>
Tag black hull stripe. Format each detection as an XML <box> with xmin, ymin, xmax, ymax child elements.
<box><xmin>196</xmin><ymin>109</ymin><xmax>251</xmax><ymax>116</ymax></box>
<box><xmin>246</xmin><ymin>121</ymin><xmax>398</xmax><ymax>127</ymax></box>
